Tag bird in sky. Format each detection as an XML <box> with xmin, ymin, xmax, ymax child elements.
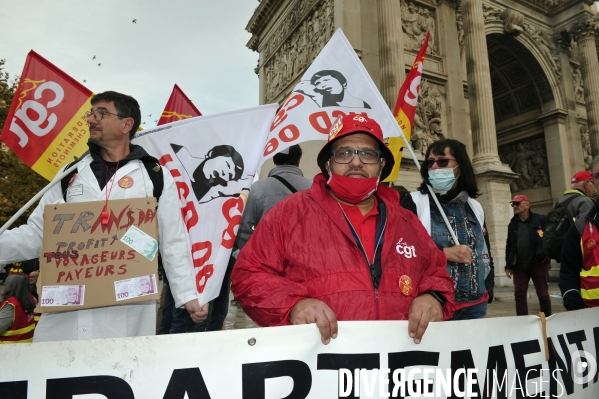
<box><xmin>83</xmin><ymin>80</ymin><xmax>87</xmax><ymax>83</ymax></box>
<box><xmin>154</xmin><ymin>120</ymin><xmax>158</xmax><ymax>123</ymax></box>
<box><xmin>148</xmin><ymin>114</ymin><xmax>152</xmax><ymax>117</ymax></box>
<box><xmin>142</xmin><ymin>122</ymin><xmax>146</xmax><ymax>125</ymax></box>
<box><xmin>92</xmin><ymin>55</ymin><xmax>96</xmax><ymax>60</ymax></box>
<box><xmin>98</xmin><ymin>63</ymin><xmax>102</xmax><ymax>67</ymax></box>
<box><xmin>132</xmin><ymin>19</ymin><xmax>137</xmax><ymax>24</ymax></box>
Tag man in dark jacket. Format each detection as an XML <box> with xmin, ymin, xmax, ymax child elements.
<box><xmin>559</xmin><ymin>157</ymin><xmax>599</xmax><ymax>310</ymax></box>
<box><xmin>505</xmin><ymin>194</ymin><xmax>551</xmax><ymax>316</ymax></box>
<box><xmin>556</xmin><ymin>170</ymin><xmax>595</xmax><ymax>222</ymax></box>
<box><xmin>235</xmin><ymin>145</ymin><xmax>312</xmax><ymax>252</ymax></box>
<box><xmin>232</xmin><ymin>114</ymin><xmax>454</xmax><ymax>346</ymax></box>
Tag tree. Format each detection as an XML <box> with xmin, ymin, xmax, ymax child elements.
<box><xmin>0</xmin><ymin>59</ymin><xmax>48</xmax><ymax>227</ymax></box>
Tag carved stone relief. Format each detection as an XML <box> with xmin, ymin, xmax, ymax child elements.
<box><xmin>262</xmin><ymin>0</ymin><xmax>334</xmax><ymax>102</ymax></box>
<box><xmin>482</xmin><ymin>3</ymin><xmax>501</xmax><ymax>22</ymax></box>
<box><xmin>455</xmin><ymin>4</ymin><xmax>464</xmax><ymax>55</ymax></box>
<box><xmin>499</xmin><ymin>137</ymin><xmax>550</xmax><ymax>191</ymax></box>
<box><xmin>411</xmin><ymin>80</ymin><xmax>445</xmax><ymax>155</ymax></box>
<box><xmin>500</xmin><ymin>9</ymin><xmax>524</xmax><ymax>35</ymax></box>
<box><xmin>525</xmin><ymin>24</ymin><xmax>562</xmax><ymax>79</ymax></box>
<box><xmin>400</xmin><ymin>1</ymin><xmax>437</xmax><ymax>55</ymax></box>
<box><xmin>572</xmin><ymin>66</ymin><xmax>585</xmax><ymax>103</ymax></box>
<box><xmin>518</xmin><ymin>0</ymin><xmax>588</xmax><ymax>16</ymax></box>
<box><xmin>262</xmin><ymin>0</ymin><xmax>320</xmax><ymax>61</ymax></box>
<box><xmin>568</xmin><ymin>37</ymin><xmax>579</xmax><ymax>63</ymax></box>
<box><xmin>580</xmin><ymin>125</ymin><xmax>593</xmax><ymax>170</ymax></box>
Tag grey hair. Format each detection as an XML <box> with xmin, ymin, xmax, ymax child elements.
<box><xmin>593</xmin><ymin>155</ymin><xmax>599</xmax><ymax>173</ymax></box>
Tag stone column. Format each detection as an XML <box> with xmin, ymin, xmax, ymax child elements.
<box><xmin>461</xmin><ymin>0</ymin><xmax>501</xmax><ymax>166</ymax></box>
<box><xmin>376</xmin><ymin>0</ymin><xmax>404</xmax><ymax>108</ymax></box>
<box><xmin>569</xmin><ymin>17</ymin><xmax>599</xmax><ymax>155</ymax></box>
<box><xmin>437</xmin><ymin>0</ymin><xmax>471</xmax><ymax>152</ymax></box>
<box><xmin>461</xmin><ymin>0</ymin><xmax>517</xmax><ymax>287</ymax></box>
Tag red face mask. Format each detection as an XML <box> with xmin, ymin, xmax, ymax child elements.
<box><xmin>327</xmin><ymin>172</ymin><xmax>380</xmax><ymax>204</ymax></box>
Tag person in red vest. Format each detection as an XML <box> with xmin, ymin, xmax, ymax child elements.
<box><xmin>0</xmin><ymin>275</ymin><xmax>37</xmax><ymax>344</ymax></box>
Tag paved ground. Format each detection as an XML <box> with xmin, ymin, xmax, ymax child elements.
<box><xmin>222</xmin><ymin>281</ymin><xmax>566</xmax><ymax>330</ymax></box>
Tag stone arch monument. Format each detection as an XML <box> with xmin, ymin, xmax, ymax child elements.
<box><xmin>245</xmin><ymin>0</ymin><xmax>599</xmax><ymax>285</ymax></box>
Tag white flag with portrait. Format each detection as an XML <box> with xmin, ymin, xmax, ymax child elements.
<box><xmin>260</xmin><ymin>28</ymin><xmax>402</xmax><ymax>167</ymax></box>
<box><xmin>133</xmin><ymin>104</ymin><xmax>278</xmax><ymax>304</ymax></box>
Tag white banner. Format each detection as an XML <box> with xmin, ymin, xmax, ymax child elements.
<box><xmin>1</xmin><ymin>308</ymin><xmax>598</xmax><ymax>398</ymax></box>
<box><xmin>260</xmin><ymin>28</ymin><xmax>403</xmax><ymax>167</ymax></box>
<box><xmin>132</xmin><ymin>104</ymin><xmax>278</xmax><ymax>304</ymax></box>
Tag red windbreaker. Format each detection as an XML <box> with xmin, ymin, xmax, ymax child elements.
<box><xmin>231</xmin><ymin>174</ymin><xmax>455</xmax><ymax>326</ymax></box>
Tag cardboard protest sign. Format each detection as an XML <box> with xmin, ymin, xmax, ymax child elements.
<box><xmin>39</xmin><ymin>198</ymin><xmax>160</xmax><ymax>312</ymax></box>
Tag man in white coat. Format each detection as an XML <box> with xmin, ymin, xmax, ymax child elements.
<box><xmin>0</xmin><ymin>91</ymin><xmax>206</xmax><ymax>341</ymax></box>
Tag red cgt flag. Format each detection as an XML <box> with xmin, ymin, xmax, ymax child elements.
<box><xmin>384</xmin><ymin>31</ymin><xmax>429</xmax><ymax>183</ymax></box>
<box><xmin>1</xmin><ymin>51</ymin><xmax>94</xmax><ymax>181</ymax></box>
<box><xmin>157</xmin><ymin>84</ymin><xmax>201</xmax><ymax>126</ymax></box>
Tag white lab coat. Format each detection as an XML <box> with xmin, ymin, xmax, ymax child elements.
<box><xmin>0</xmin><ymin>154</ymin><xmax>196</xmax><ymax>341</ymax></box>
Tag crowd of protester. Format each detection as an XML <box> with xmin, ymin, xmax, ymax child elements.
<box><xmin>2</xmin><ymin>92</ymin><xmax>598</xmax><ymax>345</ymax></box>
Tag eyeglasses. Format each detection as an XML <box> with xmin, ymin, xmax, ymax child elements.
<box><xmin>511</xmin><ymin>202</ymin><xmax>520</xmax><ymax>207</ymax></box>
<box><xmin>331</xmin><ymin>149</ymin><xmax>382</xmax><ymax>164</ymax></box>
<box><xmin>423</xmin><ymin>158</ymin><xmax>456</xmax><ymax>168</ymax></box>
<box><xmin>85</xmin><ymin>108</ymin><xmax>121</xmax><ymax>121</ymax></box>
<box><xmin>593</xmin><ymin>172</ymin><xmax>599</xmax><ymax>179</ymax></box>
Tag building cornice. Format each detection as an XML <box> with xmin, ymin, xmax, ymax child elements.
<box><xmin>497</xmin><ymin>0</ymin><xmax>590</xmax><ymax>17</ymax></box>
<box><xmin>246</xmin><ymin>0</ymin><xmax>286</xmax><ymax>50</ymax></box>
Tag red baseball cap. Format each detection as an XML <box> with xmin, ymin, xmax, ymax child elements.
<box><xmin>571</xmin><ymin>170</ymin><xmax>593</xmax><ymax>184</ymax></box>
<box><xmin>510</xmin><ymin>194</ymin><xmax>529</xmax><ymax>203</ymax></box>
<box><xmin>316</xmin><ymin>114</ymin><xmax>395</xmax><ymax>180</ymax></box>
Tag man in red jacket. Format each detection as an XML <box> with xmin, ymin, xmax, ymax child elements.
<box><xmin>231</xmin><ymin>114</ymin><xmax>454</xmax><ymax>345</ymax></box>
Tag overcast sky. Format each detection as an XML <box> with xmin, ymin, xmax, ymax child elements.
<box><xmin>1</xmin><ymin>0</ymin><xmax>259</xmax><ymax>126</ymax></box>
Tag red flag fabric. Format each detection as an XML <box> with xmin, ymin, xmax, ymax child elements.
<box><xmin>0</xmin><ymin>51</ymin><xmax>94</xmax><ymax>180</ymax></box>
<box><xmin>157</xmin><ymin>84</ymin><xmax>201</xmax><ymax>126</ymax></box>
<box><xmin>384</xmin><ymin>31</ymin><xmax>429</xmax><ymax>182</ymax></box>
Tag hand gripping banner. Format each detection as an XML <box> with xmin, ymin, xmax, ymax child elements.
<box><xmin>0</xmin><ymin>51</ymin><xmax>94</xmax><ymax>180</ymax></box>
<box><xmin>157</xmin><ymin>84</ymin><xmax>202</xmax><ymax>126</ymax></box>
<box><xmin>1</xmin><ymin>308</ymin><xmax>599</xmax><ymax>398</ymax></box>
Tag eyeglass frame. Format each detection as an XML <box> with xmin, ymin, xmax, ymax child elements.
<box><xmin>592</xmin><ymin>172</ymin><xmax>599</xmax><ymax>180</ymax></box>
<box><xmin>330</xmin><ymin>148</ymin><xmax>382</xmax><ymax>164</ymax></box>
<box><xmin>511</xmin><ymin>202</ymin><xmax>521</xmax><ymax>207</ymax></box>
<box><xmin>85</xmin><ymin>108</ymin><xmax>123</xmax><ymax>121</ymax></box>
<box><xmin>423</xmin><ymin>157</ymin><xmax>456</xmax><ymax>168</ymax></box>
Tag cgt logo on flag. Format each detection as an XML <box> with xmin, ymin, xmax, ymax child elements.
<box><xmin>10</xmin><ymin>79</ymin><xmax>64</xmax><ymax>147</ymax></box>
<box><xmin>9</xmin><ymin>78</ymin><xmax>64</xmax><ymax>147</ymax></box>
<box><xmin>329</xmin><ymin>116</ymin><xmax>343</xmax><ymax>141</ymax></box>
<box><xmin>0</xmin><ymin>51</ymin><xmax>93</xmax><ymax>180</ymax></box>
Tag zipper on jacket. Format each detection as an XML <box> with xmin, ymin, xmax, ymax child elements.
<box><xmin>374</xmin><ymin>288</ymin><xmax>380</xmax><ymax>320</ymax></box>
<box><xmin>338</xmin><ymin>202</ymin><xmax>387</xmax><ymax>319</ymax></box>
<box><xmin>373</xmin><ymin>216</ymin><xmax>386</xmax><ymax>320</ymax></box>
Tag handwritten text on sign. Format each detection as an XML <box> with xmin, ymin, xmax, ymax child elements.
<box><xmin>40</xmin><ymin>198</ymin><xmax>160</xmax><ymax>311</ymax></box>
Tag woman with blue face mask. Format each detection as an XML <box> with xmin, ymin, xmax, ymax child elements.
<box><xmin>401</xmin><ymin>139</ymin><xmax>495</xmax><ymax>320</ymax></box>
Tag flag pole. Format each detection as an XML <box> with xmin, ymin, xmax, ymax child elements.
<box><xmin>0</xmin><ymin>157</ymin><xmax>85</xmax><ymax>235</ymax></box>
<box><xmin>397</xmin><ymin>131</ymin><xmax>461</xmax><ymax>245</ymax></box>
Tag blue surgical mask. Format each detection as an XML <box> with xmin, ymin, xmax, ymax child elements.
<box><xmin>428</xmin><ymin>167</ymin><xmax>458</xmax><ymax>192</ymax></box>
